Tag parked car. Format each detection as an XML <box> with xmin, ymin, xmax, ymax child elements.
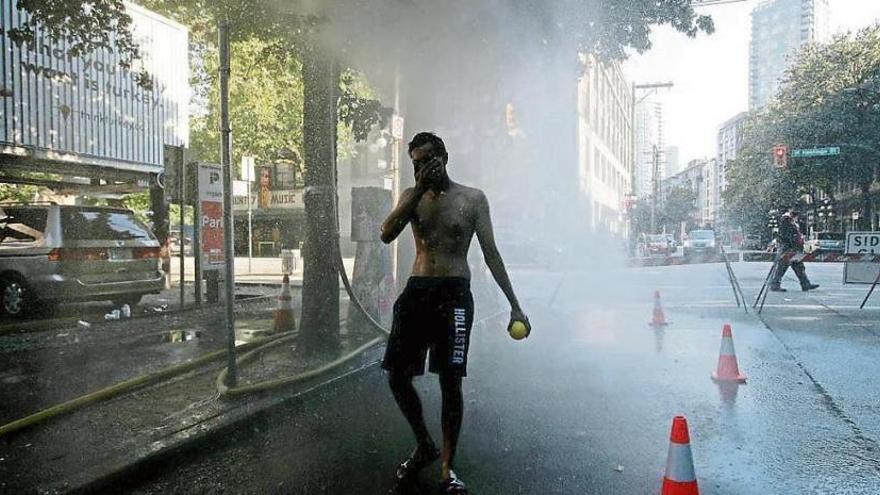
<box><xmin>169</xmin><ymin>231</ymin><xmax>193</xmax><ymax>256</ymax></box>
<box><xmin>645</xmin><ymin>234</ymin><xmax>672</xmax><ymax>256</ymax></box>
<box><xmin>683</xmin><ymin>229</ymin><xmax>717</xmax><ymax>258</ymax></box>
<box><xmin>740</xmin><ymin>234</ymin><xmax>763</xmax><ymax>250</ymax></box>
<box><xmin>0</xmin><ymin>204</ymin><xmax>164</xmax><ymax>317</ymax></box>
<box><xmin>494</xmin><ymin>231</ymin><xmax>570</xmax><ymax>269</ymax></box>
<box><xmin>804</xmin><ymin>231</ymin><xmax>845</xmax><ymax>254</ymax></box>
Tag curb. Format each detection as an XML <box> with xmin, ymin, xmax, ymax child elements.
<box><xmin>0</xmin><ymin>293</ymin><xmax>274</xmax><ymax>337</ymax></box>
<box><xmin>62</xmin><ymin>348</ymin><xmax>384</xmax><ymax>494</ymax></box>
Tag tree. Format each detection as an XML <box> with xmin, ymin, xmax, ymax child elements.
<box><xmin>23</xmin><ymin>1</ymin><xmax>714</xmax><ymax>72</ymax></box>
<box><xmin>725</xmin><ymin>24</ymin><xmax>880</xmax><ymax>233</ymax></box>
<box><xmin>659</xmin><ymin>185</ymin><xmax>698</xmax><ymax>233</ymax></box>
<box><xmin>189</xmin><ymin>37</ymin><xmax>305</xmax><ymax>173</ymax></box>
<box><xmin>630</xmin><ymin>197</ymin><xmax>652</xmax><ymax>237</ymax></box>
<box><xmin>723</xmin><ymin>114</ymin><xmax>802</xmax><ymax>237</ymax></box>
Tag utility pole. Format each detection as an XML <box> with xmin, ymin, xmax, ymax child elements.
<box><xmin>632</xmin><ymin>81</ymin><xmax>673</xmax><ymax>235</ymax></box>
<box><xmin>651</xmin><ymin>145</ymin><xmax>659</xmax><ymax>233</ymax></box>
<box><xmin>218</xmin><ymin>20</ymin><xmax>237</xmax><ymax>386</ymax></box>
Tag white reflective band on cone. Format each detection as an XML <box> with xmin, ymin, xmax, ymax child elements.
<box><xmin>719</xmin><ymin>337</ymin><xmax>736</xmax><ymax>356</ymax></box>
<box><xmin>665</xmin><ymin>443</ymin><xmax>696</xmax><ymax>482</ymax></box>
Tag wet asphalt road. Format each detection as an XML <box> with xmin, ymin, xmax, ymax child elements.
<box><xmin>124</xmin><ymin>261</ymin><xmax>880</xmax><ymax>494</ymax></box>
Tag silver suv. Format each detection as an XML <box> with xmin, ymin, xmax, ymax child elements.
<box><xmin>0</xmin><ymin>204</ymin><xmax>164</xmax><ymax>317</ymax></box>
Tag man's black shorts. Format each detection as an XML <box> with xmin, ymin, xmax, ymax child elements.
<box><xmin>381</xmin><ymin>277</ymin><xmax>474</xmax><ymax>377</ymax></box>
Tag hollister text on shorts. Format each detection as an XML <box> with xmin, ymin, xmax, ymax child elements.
<box><xmin>452</xmin><ymin>308</ymin><xmax>468</xmax><ymax>364</ymax></box>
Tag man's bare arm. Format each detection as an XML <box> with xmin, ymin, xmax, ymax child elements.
<box><xmin>380</xmin><ymin>158</ymin><xmax>444</xmax><ymax>243</ymax></box>
<box><xmin>380</xmin><ymin>187</ymin><xmax>423</xmax><ymax>244</ymax></box>
<box><xmin>474</xmin><ymin>191</ymin><xmax>525</xmax><ymax>321</ymax></box>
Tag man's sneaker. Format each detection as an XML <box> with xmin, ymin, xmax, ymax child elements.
<box><xmin>769</xmin><ymin>286</ymin><xmax>787</xmax><ymax>292</ymax></box>
<box><xmin>802</xmin><ymin>283</ymin><xmax>820</xmax><ymax>291</ymax></box>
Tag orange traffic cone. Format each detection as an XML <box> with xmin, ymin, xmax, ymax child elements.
<box><xmin>650</xmin><ymin>290</ymin><xmax>669</xmax><ymax>327</ymax></box>
<box><xmin>274</xmin><ymin>274</ymin><xmax>296</xmax><ymax>333</ymax></box>
<box><xmin>661</xmin><ymin>416</ymin><xmax>699</xmax><ymax>495</ymax></box>
<box><xmin>711</xmin><ymin>324</ymin><xmax>746</xmax><ymax>383</ymax></box>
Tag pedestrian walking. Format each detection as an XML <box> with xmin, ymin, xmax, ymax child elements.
<box><xmin>770</xmin><ymin>209</ymin><xmax>819</xmax><ymax>292</ymax></box>
<box><xmin>379</xmin><ymin>132</ymin><xmax>530</xmax><ymax>494</ymax></box>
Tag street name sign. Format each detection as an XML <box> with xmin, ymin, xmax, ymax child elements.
<box><xmin>791</xmin><ymin>147</ymin><xmax>840</xmax><ymax>158</ymax></box>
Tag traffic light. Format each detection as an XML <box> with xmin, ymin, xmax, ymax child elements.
<box><xmin>772</xmin><ymin>145</ymin><xmax>789</xmax><ymax>169</ymax></box>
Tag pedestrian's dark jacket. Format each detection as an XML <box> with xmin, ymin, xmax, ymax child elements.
<box><xmin>777</xmin><ymin>214</ymin><xmax>803</xmax><ymax>251</ymax></box>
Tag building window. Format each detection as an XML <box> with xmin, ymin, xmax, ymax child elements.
<box><xmin>274</xmin><ymin>162</ymin><xmax>296</xmax><ymax>189</ymax></box>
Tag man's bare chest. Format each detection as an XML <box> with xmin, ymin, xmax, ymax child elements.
<box><xmin>413</xmin><ymin>194</ymin><xmax>475</xmax><ymax>239</ymax></box>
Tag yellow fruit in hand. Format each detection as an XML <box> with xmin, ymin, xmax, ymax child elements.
<box><xmin>509</xmin><ymin>320</ymin><xmax>529</xmax><ymax>340</ymax></box>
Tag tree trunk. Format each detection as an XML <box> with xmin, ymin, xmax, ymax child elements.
<box><xmin>149</xmin><ymin>179</ymin><xmax>171</xmax><ymax>289</ymax></box>
<box><xmin>299</xmin><ymin>44</ymin><xmax>340</xmax><ymax>354</ymax></box>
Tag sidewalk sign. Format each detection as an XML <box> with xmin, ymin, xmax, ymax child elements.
<box><xmin>844</xmin><ymin>231</ymin><xmax>880</xmax><ymax>284</ymax></box>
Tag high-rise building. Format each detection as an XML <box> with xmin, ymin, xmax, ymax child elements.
<box><xmin>715</xmin><ymin>112</ymin><xmax>749</xmax><ymax>226</ymax></box>
<box><xmin>577</xmin><ymin>54</ymin><xmax>633</xmax><ymax>236</ymax></box>
<box><xmin>634</xmin><ymin>98</ymin><xmax>664</xmax><ymax>198</ymax></box>
<box><xmin>749</xmin><ymin>0</ymin><xmax>831</xmax><ymax>109</ymax></box>
<box><xmin>665</xmin><ymin>145</ymin><xmax>681</xmax><ymax>178</ymax></box>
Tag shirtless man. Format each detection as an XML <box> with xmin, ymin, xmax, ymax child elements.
<box><xmin>380</xmin><ymin>132</ymin><xmax>530</xmax><ymax>494</ymax></box>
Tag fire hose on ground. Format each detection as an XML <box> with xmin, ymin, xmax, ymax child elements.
<box><xmin>0</xmin><ymin>332</ymin><xmax>292</xmax><ymax>438</ymax></box>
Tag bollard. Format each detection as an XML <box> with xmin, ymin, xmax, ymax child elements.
<box><xmin>347</xmin><ymin>187</ymin><xmax>393</xmax><ymax>333</ymax></box>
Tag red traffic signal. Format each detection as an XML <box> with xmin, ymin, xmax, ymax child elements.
<box><xmin>772</xmin><ymin>145</ymin><xmax>789</xmax><ymax>169</ymax></box>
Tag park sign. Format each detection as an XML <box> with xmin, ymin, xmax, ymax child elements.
<box><xmin>0</xmin><ymin>2</ymin><xmax>189</xmax><ymax>175</ymax></box>
<box><xmin>791</xmin><ymin>147</ymin><xmax>840</xmax><ymax>158</ymax></box>
<box><xmin>198</xmin><ymin>163</ymin><xmax>225</xmax><ymax>271</ymax></box>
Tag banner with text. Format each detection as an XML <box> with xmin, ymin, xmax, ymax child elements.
<box><xmin>198</xmin><ymin>164</ymin><xmax>224</xmax><ymax>271</ymax></box>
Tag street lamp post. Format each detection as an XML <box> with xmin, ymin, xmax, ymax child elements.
<box><xmin>767</xmin><ymin>208</ymin><xmax>779</xmax><ymax>246</ymax></box>
<box><xmin>816</xmin><ymin>198</ymin><xmax>834</xmax><ymax>231</ymax></box>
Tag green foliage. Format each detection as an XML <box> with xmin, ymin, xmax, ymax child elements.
<box><xmin>26</xmin><ymin>1</ymin><xmax>715</xmax><ymax>76</ymax></box>
<box><xmin>338</xmin><ymin>69</ymin><xmax>390</xmax><ymax>142</ymax></box>
<box><xmin>190</xmin><ymin>37</ymin><xmax>305</xmax><ymax>175</ymax></box>
<box><xmin>724</xmin><ymin>24</ymin><xmax>880</xmax><ymax>232</ymax></box>
<box><xmin>122</xmin><ymin>192</ymin><xmax>151</xmax><ymax>223</ymax></box>
<box><xmin>586</xmin><ymin>0</ymin><xmax>714</xmax><ymax>60</ymax></box>
<box><xmin>658</xmin><ymin>185</ymin><xmax>697</xmax><ymax>233</ymax></box>
<box><xmin>629</xmin><ymin>197</ymin><xmax>652</xmax><ymax>236</ymax></box>
<box><xmin>0</xmin><ymin>184</ymin><xmax>39</xmax><ymax>203</ymax></box>
<box><xmin>723</xmin><ymin>115</ymin><xmax>801</xmax><ymax>235</ymax></box>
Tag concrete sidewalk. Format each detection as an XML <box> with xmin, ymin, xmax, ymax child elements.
<box><xmin>0</xmin><ymin>291</ymin><xmax>384</xmax><ymax>494</ymax></box>
<box><xmin>167</xmin><ymin>255</ymin><xmax>354</xmax><ymax>285</ymax></box>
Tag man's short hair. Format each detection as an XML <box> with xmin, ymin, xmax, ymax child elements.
<box><xmin>408</xmin><ymin>132</ymin><xmax>447</xmax><ymax>160</ymax></box>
